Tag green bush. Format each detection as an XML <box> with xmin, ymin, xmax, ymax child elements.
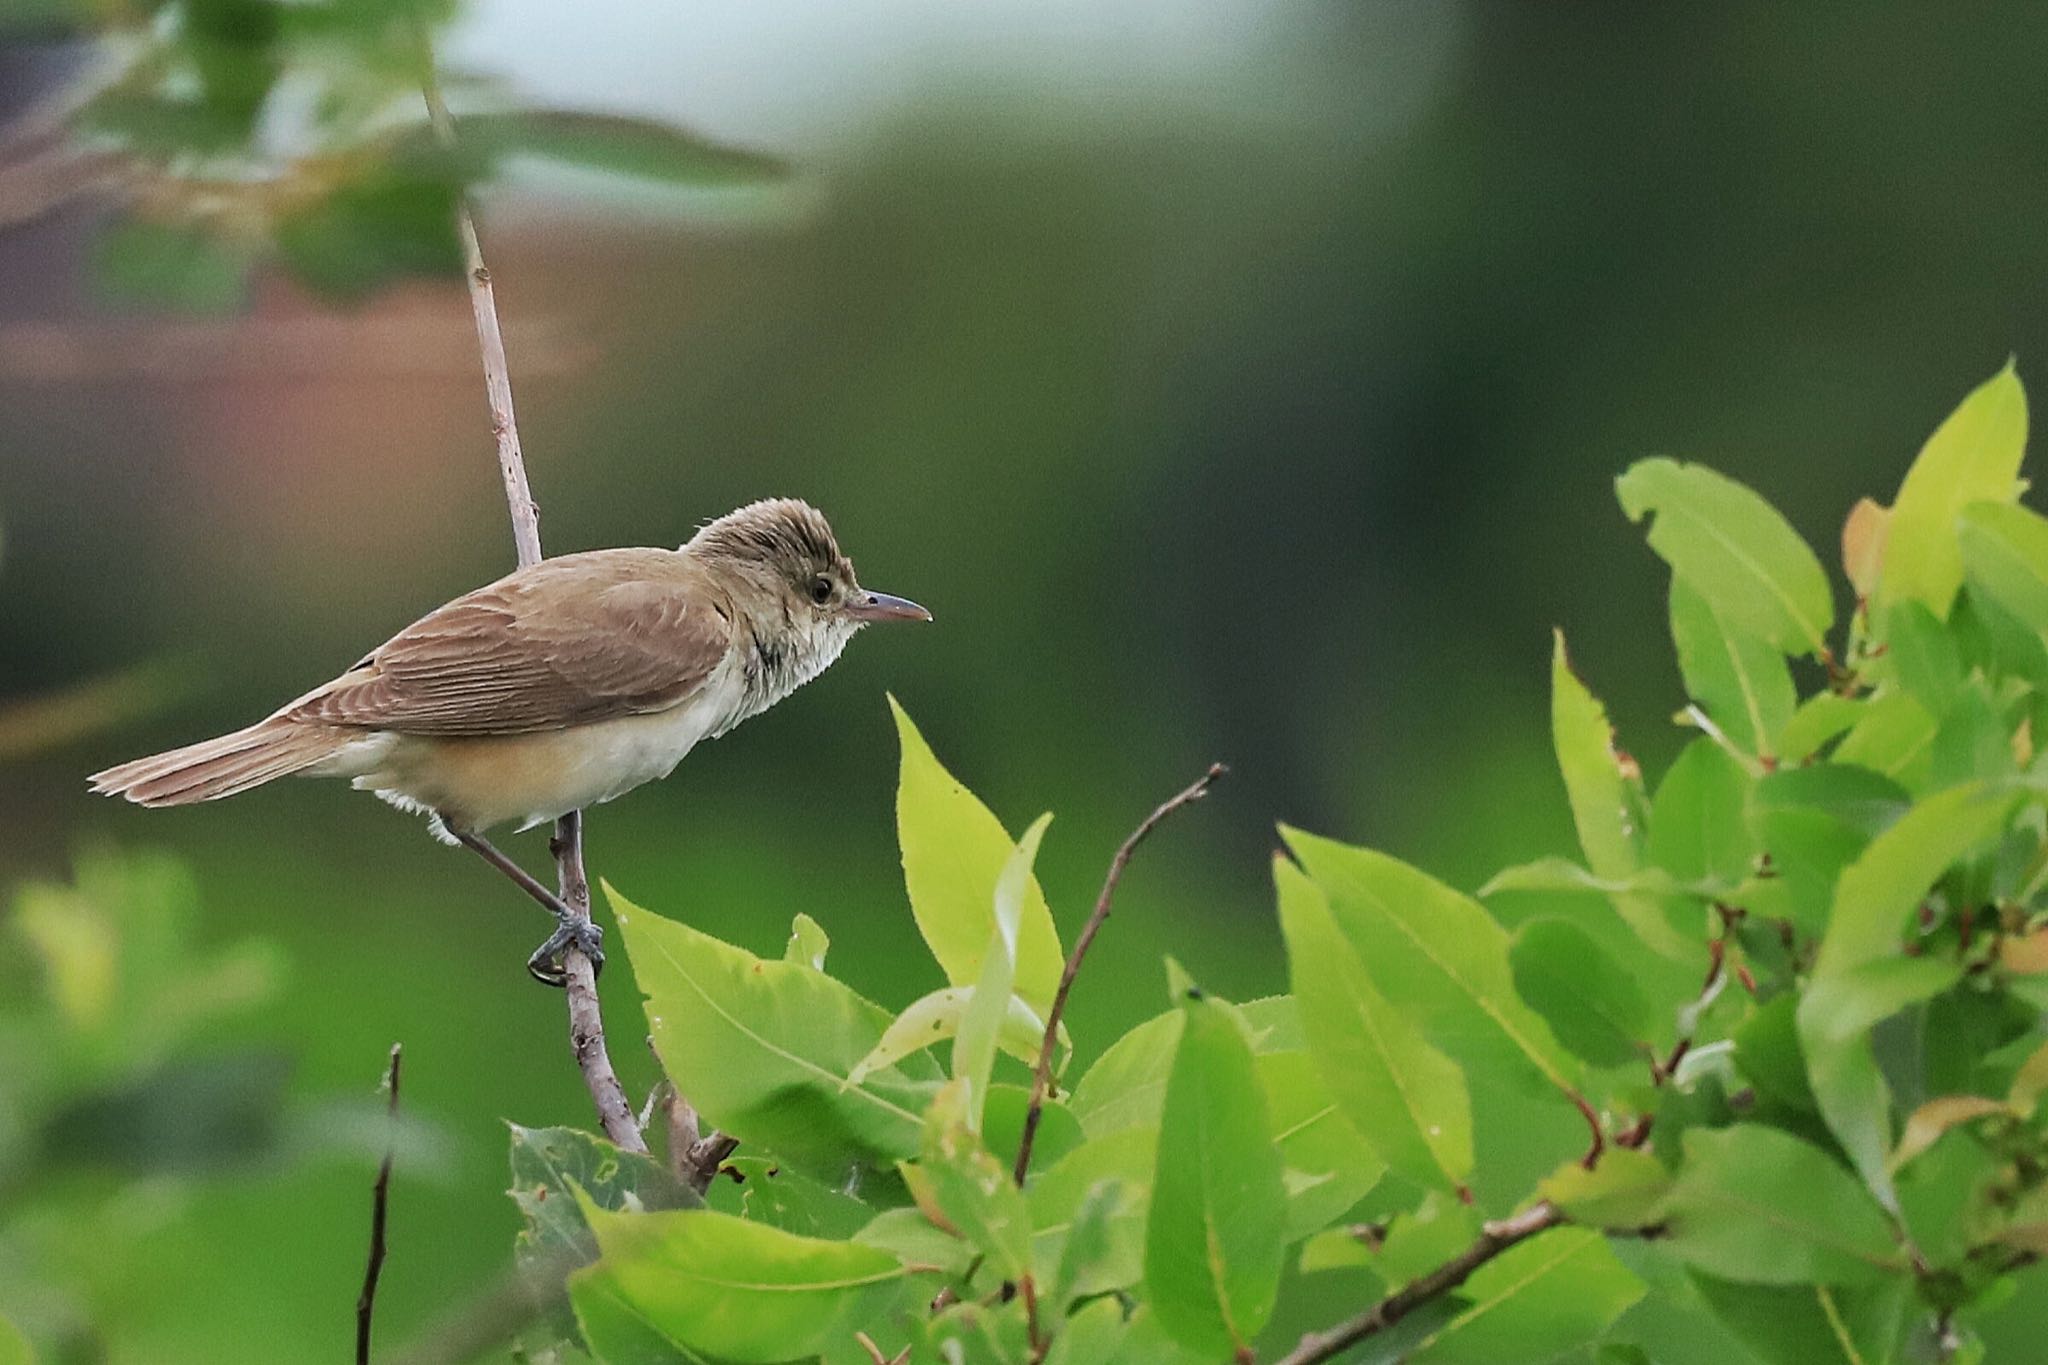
<box><xmin>513</xmin><ymin>364</ymin><xmax>2048</xmax><ymax>1364</ymax></box>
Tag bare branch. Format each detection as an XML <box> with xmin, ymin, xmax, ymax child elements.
<box><xmin>356</xmin><ymin>1044</ymin><xmax>404</xmax><ymax>1365</ymax></box>
<box><xmin>1271</xmin><ymin>1201</ymin><xmax>1564</xmax><ymax>1365</ymax></box>
<box><xmin>417</xmin><ymin>37</ymin><xmax>646</xmax><ymax>1155</ymax></box>
<box><xmin>1012</xmin><ymin>763</ymin><xmax>1226</xmax><ymax>1185</ymax></box>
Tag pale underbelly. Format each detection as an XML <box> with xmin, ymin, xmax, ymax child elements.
<box><xmin>327</xmin><ymin>706</ymin><xmax>721</xmax><ymax>835</ymax></box>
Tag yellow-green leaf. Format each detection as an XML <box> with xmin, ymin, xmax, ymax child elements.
<box><xmin>1879</xmin><ymin>363</ymin><xmax>2029</xmax><ymax>615</ymax></box>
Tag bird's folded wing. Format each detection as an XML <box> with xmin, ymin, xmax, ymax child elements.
<box><xmin>287</xmin><ymin>551</ymin><xmax>735</xmax><ymax>736</ymax></box>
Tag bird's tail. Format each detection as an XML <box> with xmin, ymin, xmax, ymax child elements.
<box><xmin>89</xmin><ymin>717</ymin><xmax>350</xmax><ymax>807</ymax></box>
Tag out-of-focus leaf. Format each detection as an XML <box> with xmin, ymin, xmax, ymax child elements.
<box><xmin>1538</xmin><ymin>1148</ymin><xmax>1670</xmax><ymax>1229</ymax></box>
<box><xmin>1746</xmin><ymin>764</ymin><xmax>1910</xmax><ymax>936</ymax></box>
<box><xmin>1616</xmin><ymin>458</ymin><xmax>1834</xmax><ymax>656</ymax></box>
<box><xmin>1732</xmin><ymin>995</ymin><xmax>1817</xmax><ymax>1114</ymax></box>
<box><xmin>1878</xmin><ymin>600</ymin><xmax>1964</xmax><ymax>712</ymax></box>
<box><xmin>91</xmin><ymin>218</ymin><xmax>250</xmax><ymax>315</ymax></box>
<box><xmin>275</xmin><ymin>167</ymin><xmax>464</xmax><ymax>301</ymax></box>
<box><xmin>890</xmin><ymin>699</ymin><xmax>1063</xmax><ymax>1013</ymax></box>
<box><xmin>433</xmin><ymin>110</ymin><xmax>789</xmax><ymax>187</ymax></box>
<box><xmin>1843</xmin><ymin>498</ymin><xmax>1891</xmax><ymax>601</ymax></box>
<box><xmin>1880</xmin><ymin>363</ymin><xmax>2029</xmax><ymax>616</ymax></box>
<box><xmin>1959</xmin><ymin>499</ymin><xmax>2048</xmax><ymax>638</ymax></box>
<box><xmin>956</xmin><ymin>815</ymin><xmax>1051</xmax><ymax>1127</ymax></box>
<box><xmin>702</xmin><ymin>1157</ymin><xmax>869</xmax><ymax>1240</ymax></box>
<box><xmin>1479</xmin><ymin>856</ymin><xmax>1713</xmax><ymax>899</ymax></box>
<box><xmin>1553</xmin><ymin>633</ymin><xmax>1692</xmax><ymax>959</ymax></box>
<box><xmin>783</xmin><ymin>912</ymin><xmax>829</xmax><ymax>969</ymax></box>
<box><xmin>1043</xmin><ymin>1296</ymin><xmax>1129</xmax><ymax>1365</ymax></box>
<box><xmin>904</xmin><ymin>1080</ymin><xmax>1032</xmax><ymax>1281</ymax></box>
<box><xmin>1257</xmin><ymin>1048</ymin><xmax>1386</xmax><ymax>1239</ymax></box>
<box><xmin>855</xmin><ymin>1206</ymin><xmax>973</xmax><ymax>1279</ymax></box>
<box><xmin>1778</xmin><ymin>694</ymin><xmax>1866</xmax><ymax>764</ymax></box>
<box><xmin>1409</xmin><ymin>1227</ymin><xmax>1644</xmax><ymax>1364</ymax></box>
<box><xmin>0</xmin><ymin>1315</ymin><xmax>30</xmax><ymax>1365</ymax></box>
<box><xmin>610</xmin><ymin>884</ymin><xmax>939</xmax><ymax>1174</ymax></box>
<box><xmin>1688</xmin><ymin>1273</ymin><xmax>1912</xmax><ymax>1365</ymax></box>
<box><xmin>0</xmin><ymin>658</ymin><xmax>198</xmax><ymax>761</ymax></box>
<box><xmin>1026</xmin><ymin>1126</ymin><xmax>1152</xmax><ymax>1297</ymax></box>
<box><xmin>571</xmin><ymin>1199</ymin><xmax>907</xmax><ymax>1364</ymax></box>
<box><xmin>509</xmin><ymin>1123</ymin><xmax>692</xmax><ymax>1323</ymax></box>
<box><xmin>1889</xmin><ymin>1095</ymin><xmax>2010</xmax><ymax>1173</ymax></box>
<box><xmin>1142</xmin><ymin>970</ymin><xmax>1285</xmax><ymax>1359</ymax></box>
<box><xmin>2007</xmin><ymin>1038</ymin><xmax>2048</xmax><ymax>1113</ymax></box>
<box><xmin>1284</xmin><ymin>827</ymin><xmax>1583</xmax><ymax>1098</ymax></box>
<box><xmin>846</xmin><ymin>984</ymin><xmax>1051</xmax><ymax>1086</ymax></box>
<box><xmin>1046</xmin><ymin>1179</ymin><xmax>1125</xmax><ymax>1313</ymax></box>
<box><xmin>1657</xmin><ymin>1126</ymin><xmax>1902</xmax><ymax>1285</ymax></box>
<box><xmin>1510</xmin><ymin>919</ymin><xmax>1651</xmax><ymax>1070</ymax></box>
<box><xmin>1671</xmin><ymin>578</ymin><xmax>1797</xmax><ymax>762</ymax></box>
<box><xmin>1831</xmin><ymin>692</ymin><xmax>1939</xmax><ymax>787</ymax></box>
<box><xmin>1799</xmin><ymin>955</ymin><xmax>1964</xmax><ymax>1210</ymax></box>
<box><xmin>1275</xmin><ymin>858</ymin><xmax>1471</xmax><ymax>1193</ymax></box>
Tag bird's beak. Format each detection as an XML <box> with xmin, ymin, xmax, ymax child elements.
<box><xmin>847</xmin><ymin>590</ymin><xmax>932</xmax><ymax>623</ymax></box>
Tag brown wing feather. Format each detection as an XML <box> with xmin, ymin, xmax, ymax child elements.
<box><xmin>289</xmin><ymin>549</ymin><xmax>734</xmax><ymax>736</ymax></box>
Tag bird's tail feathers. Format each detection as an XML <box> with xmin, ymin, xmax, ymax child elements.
<box><xmin>89</xmin><ymin>718</ymin><xmax>349</xmax><ymax>807</ymax></box>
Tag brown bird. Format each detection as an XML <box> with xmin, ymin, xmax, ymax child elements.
<box><xmin>90</xmin><ymin>498</ymin><xmax>929</xmax><ymax>982</ymax></box>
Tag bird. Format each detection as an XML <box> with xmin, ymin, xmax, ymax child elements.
<box><xmin>89</xmin><ymin>498</ymin><xmax>930</xmax><ymax>983</ymax></box>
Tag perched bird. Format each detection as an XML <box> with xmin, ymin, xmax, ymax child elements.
<box><xmin>90</xmin><ymin>498</ymin><xmax>929</xmax><ymax>982</ymax></box>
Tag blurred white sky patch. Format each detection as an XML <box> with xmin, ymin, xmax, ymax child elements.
<box><xmin>447</xmin><ymin>0</ymin><xmax>1468</xmax><ymax>160</ymax></box>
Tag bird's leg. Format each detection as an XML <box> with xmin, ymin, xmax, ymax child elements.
<box><xmin>453</xmin><ymin>830</ymin><xmax>605</xmax><ymax>987</ymax></box>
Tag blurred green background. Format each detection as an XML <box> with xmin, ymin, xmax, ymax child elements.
<box><xmin>5</xmin><ymin>2</ymin><xmax>2048</xmax><ymax>1359</ymax></box>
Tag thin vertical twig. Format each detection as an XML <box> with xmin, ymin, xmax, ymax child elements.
<box><xmin>356</xmin><ymin>1044</ymin><xmax>404</xmax><ymax>1365</ymax></box>
<box><xmin>417</xmin><ymin>38</ymin><xmax>646</xmax><ymax>1155</ymax></box>
<box><xmin>1012</xmin><ymin>763</ymin><xmax>1225</xmax><ymax>1185</ymax></box>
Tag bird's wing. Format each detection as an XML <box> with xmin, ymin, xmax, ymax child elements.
<box><xmin>287</xmin><ymin>550</ymin><xmax>736</xmax><ymax>736</ymax></box>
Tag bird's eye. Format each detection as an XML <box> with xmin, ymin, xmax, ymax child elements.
<box><xmin>809</xmin><ymin>576</ymin><xmax>834</xmax><ymax>604</ymax></box>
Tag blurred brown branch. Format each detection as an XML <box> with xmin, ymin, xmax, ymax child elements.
<box><xmin>355</xmin><ymin>1043</ymin><xmax>403</xmax><ymax>1365</ymax></box>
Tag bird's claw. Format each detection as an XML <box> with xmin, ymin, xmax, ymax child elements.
<box><xmin>528</xmin><ymin>916</ymin><xmax>605</xmax><ymax>988</ymax></box>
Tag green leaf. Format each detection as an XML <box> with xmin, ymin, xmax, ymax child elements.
<box><xmin>1958</xmin><ymin>498</ymin><xmax>2048</xmax><ymax>636</ymax></box>
<box><xmin>1142</xmin><ymin>976</ymin><xmax>1286</xmax><ymax>1358</ymax></box>
<box><xmin>1026</xmin><ymin>1127</ymin><xmax>1153</xmax><ymax>1297</ymax></box>
<box><xmin>1831</xmin><ymin>692</ymin><xmax>1939</xmax><ymax>787</ymax></box>
<box><xmin>1553</xmin><ymin>634</ymin><xmax>1692</xmax><ymax>958</ymax></box>
<box><xmin>610</xmin><ymin>884</ymin><xmax>938</xmax><ymax>1173</ymax></box>
<box><xmin>92</xmin><ymin>218</ymin><xmax>249</xmax><ymax>315</ymax></box>
<box><xmin>1879</xmin><ymin>363</ymin><xmax>2029</xmax><ymax>616</ymax></box>
<box><xmin>846</xmin><ymin>984</ymin><xmax>1050</xmax><ymax>1086</ymax></box>
<box><xmin>1258</xmin><ymin>1048</ymin><xmax>1388</xmax><ymax>1239</ymax></box>
<box><xmin>1798</xmin><ymin>955</ymin><xmax>1966</xmax><ymax>1209</ymax></box>
<box><xmin>571</xmin><ymin>1201</ymin><xmax>907</xmax><ymax>1363</ymax></box>
<box><xmin>1375</xmin><ymin>1193</ymin><xmax>1481</xmax><ymax>1283</ymax></box>
<box><xmin>571</xmin><ymin>1271</ymin><xmax>716</xmax><ymax>1364</ymax></box>
<box><xmin>274</xmin><ymin>167</ymin><xmax>465</xmax><ymax>301</ymax></box>
<box><xmin>1275</xmin><ymin>857</ymin><xmax>1472</xmax><ymax>1193</ymax></box>
<box><xmin>1068</xmin><ymin>997</ymin><xmax>1298</xmax><ymax>1136</ymax></box>
<box><xmin>1537</xmin><ymin>1148</ymin><xmax>1671</xmax><ymax>1229</ymax></box>
<box><xmin>1409</xmin><ymin>1227</ymin><xmax>1645</xmax><ymax>1364</ymax></box>
<box><xmin>1480</xmin><ymin>857</ymin><xmax>1711</xmax><ymax>899</ymax></box>
<box><xmin>0</xmin><ymin>1316</ymin><xmax>31</xmax><ymax>1365</ymax></box>
<box><xmin>1877</xmin><ymin>599</ymin><xmax>1965</xmax><ymax>712</ymax></box>
<box><xmin>1890</xmin><ymin>1095</ymin><xmax>2011</xmax><ymax>1173</ymax></box>
<box><xmin>1779</xmin><ymin>694</ymin><xmax>1866</xmax><ymax>764</ymax></box>
<box><xmin>1671</xmin><ymin>578</ymin><xmax>1797</xmax><ymax>762</ymax></box>
<box><xmin>855</xmin><ymin>1206</ymin><xmax>974</xmax><ymax>1279</ymax></box>
<box><xmin>1649</xmin><ymin>739</ymin><xmax>1756</xmax><ymax>888</ymax></box>
<box><xmin>890</xmin><ymin>699</ymin><xmax>1064</xmax><ymax>1013</ymax></box>
<box><xmin>439</xmin><ymin>110</ymin><xmax>789</xmax><ymax>186</ymax></box>
<box><xmin>906</xmin><ymin>1080</ymin><xmax>1033</xmax><ymax>1281</ymax></box>
<box><xmin>956</xmin><ymin>814</ymin><xmax>1051</xmax><ymax>1127</ymax></box>
<box><xmin>1043</xmin><ymin>1296</ymin><xmax>1131</xmax><ymax>1365</ymax></box>
<box><xmin>1510</xmin><ymin>919</ymin><xmax>1652</xmax><ymax>1069</ymax></box>
<box><xmin>1732</xmin><ymin>994</ymin><xmax>1818</xmax><ymax>1115</ymax></box>
<box><xmin>1688</xmin><ymin>1274</ymin><xmax>1912</xmax><ymax>1365</ymax></box>
<box><xmin>1047</xmin><ymin>1179</ymin><xmax>1126</xmax><ymax>1313</ymax></box>
<box><xmin>1657</xmin><ymin>1126</ymin><xmax>1903</xmax><ymax>1285</ymax></box>
<box><xmin>783</xmin><ymin>912</ymin><xmax>829</xmax><ymax>969</ymax></box>
<box><xmin>1746</xmin><ymin>764</ymin><xmax>1910</xmax><ymax>936</ymax></box>
<box><xmin>509</xmin><ymin>1124</ymin><xmax>693</xmax><ymax>1288</ymax></box>
<box><xmin>703</xmin><ymin>1157</ymin><xmax>872</xmax><ymax>1240</ymax></box>
<box><xmin>1283</xmin><ymin>828</ymin><xmax>1583</xmax><ymax>1100</ymax></box>
<box><xmin>1616</xmin><ymin>458</ymin><xmax>1835</xmax><ymax>657</ymax></box>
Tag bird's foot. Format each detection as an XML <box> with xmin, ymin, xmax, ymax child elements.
<box><xmin>527</xmin><ymin>914</ymin><xmax>605</xmax><ymax>988</ymax></box>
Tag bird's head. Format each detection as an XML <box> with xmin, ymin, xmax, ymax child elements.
<box><xmin>688</xmin><ymin>499</ymin><xmax>931</xmax><ymax>639</ymax></box>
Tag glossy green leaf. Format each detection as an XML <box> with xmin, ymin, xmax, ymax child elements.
<box><xmin>1276</xmin><ymin>857</ymin><xmax>1472</xmax><ymax>1192</ymax></box>
<box><xmin>1688</xmin><ymin>1274</ymin><xmax>1912</xmax><ymax>1365</ymax></box>
<box><xmin>571</xmin><ymin>1271</ymin><xmax>716</xmax><ymax>1364</ymax></box>
<box><xmin>1880</xmin><ymin>363</ymin><xmax>2029</xmax><ymax>615</ymax></box>
<box><xmin>1537</xmin><ymin>1147</ymin><xmax>1671</xmax><ymax>1229</ymax></box>
<box><xmin>1142</xmin><ymin>976</ymin><xmax>1286</xmax><ymax>1358</ymax></box>
<box><xmin>611</xmin><ymin>884</ymin><xmax>938</xmax><ymax>1173</ymax></box>
<box><xmin>1658</xmin><ymin>1126</ymin><xmax>1902</xmax><ymax>1285</ymax></box>
<box><xmin>1409</xmin><ymin>1227</ymin><xmax>1645</xmax><ymax>1364</ymax></box>
<box><xmin>1068</xmin><ymin>997</ymin><xmax>1298</xmax><ymax>1136</ymax></box>
<box><xmin>572</xmin><ymin>1200</ymin><xmax>907</xmax><ymax>1363</ymax></box>
<box><xmin>1649</xmin><ymin>739</ymin><xmax>1756</xmax><ymax>887</ymax></box>
<box><xmin>956</xmin><ymin>814</ymin><xmax>1051</xmax><ymax>1126</ymax></box>
<box><xmin>846</xmin><ymin>984</ymin><xmax>1050</xmax><ymax>1086</ymax></box>
<box><xmin>783</xmin><ymin>912</ymin><xmax>829</xmax><ymax>969</ymax></box>
<box><xmin>1509</xmin><ymin>918</ymin><xmax>1652</xmax><ymax>1069</ymax></box>
<box><xmin>906</xmin><ymin>1080</ymin><xmax>1033</xmax><ymax>1280</ymax></box>
<box><xmin>1671</xmin><ymin>578</ymin><xmax>1797</xmax><ymax>761</ymax></box>
<box><xmin>1284</xmin><ymin>827</ymin><xmax>1582</xmax><ymax>1098</ymax></box>
<box><xmin>1799</xmin><ymin>955</ymin><xmax>1966</xmax><ymax>1208</ymax></box>
<box><xmin>891</xmin><ymin>699</ymin><xmax>1063</xmax><ymax>1012</ymax></box>
<box><xmin>1617</xmin><ymin>458</ymin><xmax>1834</xmax><ymax>656</ymax></box>
<box><xmin>1553</xmin><ymin>634</ymin><xmax>1692</xmax><ymax>958</ymax></box>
